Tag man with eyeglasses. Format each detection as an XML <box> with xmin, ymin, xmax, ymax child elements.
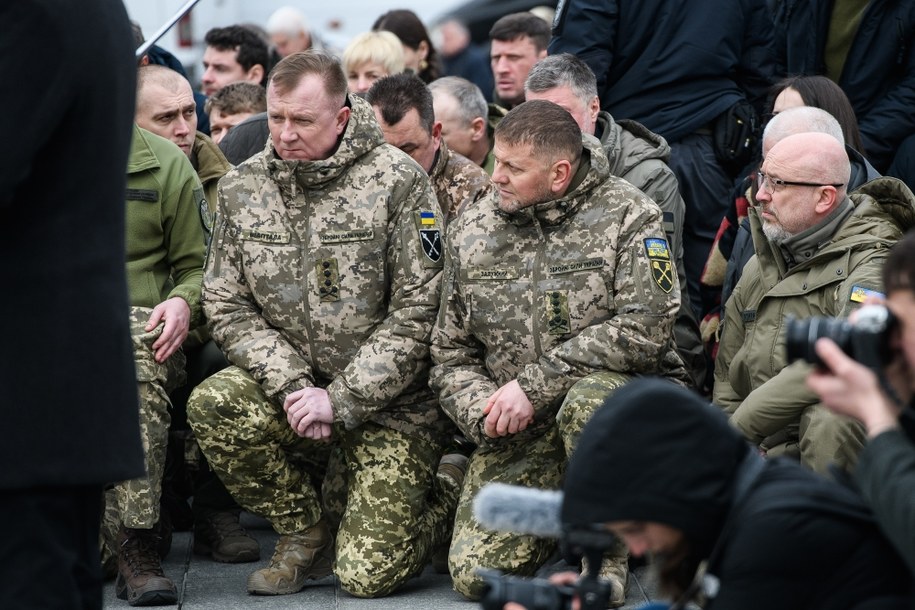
<box><xmin>714</xmin><ymin>130</ymin><xmax>915</xmax><ymax>475</ymax></box>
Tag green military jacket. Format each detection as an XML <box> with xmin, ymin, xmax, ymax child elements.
<box><xmin>192</xmin><ymin>131</ymin><xmax>232</xmax><ymax>217</ymax></box>
<box><xmin>126</xmin><ymin>125</ymin><xmax>205</xmax><ymax>328</ymax></box>
<box><xmin>205</xmin><ymin>95</ymin><xmax>451</xmax><ymax>443</ymax></box>
<box><xmin>429</xmin><ymin>140</ymin><xmax>493</xmax><ymax>223</ymax></box>
<box><xmin>714</xmin><ymin>177</ymin><xmax>915</xmax><ymax>442</ymax></box>
<box><xmin>430</xmin><ymin>134</ymin><xmax>689</xmax><ymax>446</ymax></box>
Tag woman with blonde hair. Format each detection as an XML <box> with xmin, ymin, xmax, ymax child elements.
<box><xmin>342</xmin><ymin>31</ymin><xmax>405</xmax><ymax>95</ymax></box>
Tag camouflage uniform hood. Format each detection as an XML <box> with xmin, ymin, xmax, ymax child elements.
<box><xmin>431</xmin><ymin>133</ymin><xmax>688</xmax><ymax>445</ymax></box>
<box><xmin>257</xmin><ymin>95</ymin><xmax>388</xmax><ymax>195</ymax></box>
<box><xmin>205</xmin><ymin>94</ymin><xmax>452</xmax><ymax>444</ymax></box>
<box><xmin>429</xmin><ymin>139</ymin><xmax>493</xmax><ymax>223</ymax></box>
<box><xmin>503</xmin><ymin>133</ymin><xmax>611</xmax><ymax>228</ymax></box>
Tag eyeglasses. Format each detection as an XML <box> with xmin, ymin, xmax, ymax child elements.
<box><xmin>756</xmin><ymin>171</ymin><xmax>844</xmax><ymax>193</ymax></box>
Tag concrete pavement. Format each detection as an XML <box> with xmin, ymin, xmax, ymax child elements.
<box><xmin>104</xmin><ymin>513</ymin><xmax>663</xmax><ymax>609</ymax></box>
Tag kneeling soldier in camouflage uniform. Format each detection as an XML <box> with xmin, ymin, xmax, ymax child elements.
<box><xmin>187</xmin><ymin>51</ymin><xmax>459</xmax><ymax>598</ymax></box>
<box><xmin>430</xmin><ymin>100</ymin><xmax>690</xmax><ymax>606</ymax></box>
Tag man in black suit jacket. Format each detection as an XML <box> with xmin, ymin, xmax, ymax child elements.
<box><xmin>0</xmin><ymin>1</ymin><xmax>145</xmax><ymax>608</ymax></box>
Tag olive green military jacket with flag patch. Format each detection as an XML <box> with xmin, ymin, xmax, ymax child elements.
<box><xmin>430</xmin><ymin>134</ymin><xmax>689</xmax><ymax>446</ymax></box>
<box><xmin>714</xmin><ymin>177</ymin><xmax>915</xmax><ymax>443</ymax></box>
<box><xmin>204</xmin><ymin>95</ymin><xmax>453</xmax><ymax>444</ymax></box>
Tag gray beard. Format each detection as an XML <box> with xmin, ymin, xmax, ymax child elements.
<box><xmin>762</xmin><ymin>220</ymin><xmax>792</xmax><ymax>245</ymax></box>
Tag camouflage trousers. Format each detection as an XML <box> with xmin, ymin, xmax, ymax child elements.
<box><xmin>100</xmin><ymin>307</ymin><xmax>186</xmax><ymax>565</ymax></box>
<box><xmin>187</xmin><ymin>366</ymin><xmax>458</xmax><ymax>597</ymax></box>
<box><xmin>449</xmin><ymin>371</ymin><xmax>631</xmax><ymax>599</ymax></box>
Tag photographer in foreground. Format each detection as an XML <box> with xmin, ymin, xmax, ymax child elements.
<box><xmin>505</xmin><ymin>377</ymin><xmax>910</xmax><ymax>610</ymax></box>
<box><xmin>808</xmin><ymin>229</ymin><xmax>915</xmax><ymax>574</ymax></box>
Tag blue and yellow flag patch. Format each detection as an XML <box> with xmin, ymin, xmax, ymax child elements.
<box><xmin>850</xmin><ymin>285</ymin><xmax>884</xmax><ymax>303</ymax></box>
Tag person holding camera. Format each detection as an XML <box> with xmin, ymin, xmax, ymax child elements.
<box><xmin>807</xmin><ymin>229</ymin><xmax>915</xmax><ymax>574</ymax></box>
<box><xmin>553</xmin><ymin>378</ymin><xmax>911</xmax><ymax>610</ymax></box>
<box><xmin>713</xmin><ymin>130</ymin><xmax>915</xmax><ymax>474</ymax></box>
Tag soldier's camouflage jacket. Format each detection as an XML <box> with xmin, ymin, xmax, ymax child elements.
<box><xmin>204</xmin><ymin>95</ymin><xmax>452</xmax><ymax>443</ymax></box>
<box><xmin>429</xmin><ymin>140</ymin><xmax>493</xmax><ymax>222</ymax></box>
<box><xmin>430</xmin><ymin>134</ymin><xmax>688</xmax><ymax>445</ymax></box>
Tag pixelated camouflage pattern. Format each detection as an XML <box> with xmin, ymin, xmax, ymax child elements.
<box><xmin>430</xmin><ymin>133</ymin><xmax>689</xmax><ymax>446</ymax></box>
<box><xmin>429</xmin><ymin>140</ymin><xmax>493</xmax><ymax>223</ymax></box>
<box><xmin>102</xmin><ymin>306</ymin><xmax>186</xmax><ymax>550</ymax></box>
<box><xmin>597</xmin><ymin>112</ymin><xmax>707</xmax><ymax>388</ymax></box>
<box><xmin>188</xmin><ymin>365</ymin><xmax>458</xmax><ymax>597</ymax></box>
<box><xmin>204</xmin><ymin>95</ymin><xmax>452</xmax><ymax>444</ymax></box>
<box><xmin>448</xmin><ymin>371</ymin><xmax>631</xmax><ymax>599</ymax></box>
<box><xmin>448</xmin><ymin>424</ymin><xmax>566</xmax><ymax>598</ymax></box>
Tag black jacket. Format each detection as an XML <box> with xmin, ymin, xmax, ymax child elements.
<box><xmin>773</xmin><ymin>0</ymin><xmax>915</xmax><ymax>171</ymax></box>
<box><xmin>548</xmin><ymin>0</ymin><xmax>778</xmax><ymax>143</ymax></box>
<box><xmin>218</xmin><ymin>111</ymin><xmax>269</xmax><ymax>166</ymax></box>
<box><xmin>563</xmin><ymin>378</ymin><xmax>911</xmax><ymax>609</ymax></box>
<box><xmin>0</xmin><ymin>0</ymin><xmax>144</xmax><ymax>488</ymax></box>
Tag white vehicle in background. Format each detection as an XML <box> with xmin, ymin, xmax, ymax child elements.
<box><xmin>123</xmin><ymin>0</ymin><xmax>465</xmax><ymax>86</ymax></box>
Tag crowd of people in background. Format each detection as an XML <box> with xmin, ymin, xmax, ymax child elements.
<box><xmin>4</xmin><ymin>1</ymin><xmax>915</xmax><ymax>608</ymax></box>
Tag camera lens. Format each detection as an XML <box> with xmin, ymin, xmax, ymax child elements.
<box><xmin>785</xmin><ymin>316</ymin><xmax>853</xmax><ymax>367</ymax></box>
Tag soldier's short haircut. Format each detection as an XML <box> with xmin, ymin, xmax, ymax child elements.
<box><xmin>342</xmin><ymin>31</ymin><xmax>405</xmax><ymax>78</ymax></box>
<box><xmin>763</xmin><ymin>106</ymin><xmax>845</xmax><ymax>148</ymax></box>
<box><xmin>489</xmin><ymin>12</ymin><xmax>551</xmax><ymax>51</ymax></box>
<box><xmin>365</xmin><ymin>73</ymin><xmax>434</xmax><ymax>134</ymax></box>
<box><xmin>269</xmin><ymin>51</ymin><xmax>347</xmax><ymax>107</ymax></box>
<box><xmin>885</xmin><ymin>229</ymin><xmax>915</xmax><ymax>294</ymax></box>
<box><xmin>525</xmin><ymin>53</ymin><xmax>598</xmax><ymax>104</ymax></box>
<box><xmin>205</xmin><ymin>25</ymin><xmax>270</xmax><ymax>76</ymax></box>
<box><xmin>428</xmin><ymin>77</ymin><xmax>487</xmax><ymax>127</ymax></box>
<box><xmin>496</xmin><ymin>100</ymin><xmax>581</xmax><ymax>165</ymax></box>
<box><xmin>204</xmin><ymin>81</ymin><xmax>267</xmax><ymax>116</ymax></box>
<box><xmin>137</xmin><ymin>64</ymin><xmax>190</xmax><ymax>97</ymax></box>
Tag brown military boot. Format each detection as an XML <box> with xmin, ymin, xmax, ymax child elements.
<box><xmin>246</xmin><ymin>519</ymin><xmax>334</xmax><ymax>595</ymax></box>
<box><xmin>115</xmin><ymin>526</ymin><xmax>178</xmax><ymax>606</ymax></box>
<box><xmin>431</xmin><ymin>452</ymin><xmax>469</xmax><ymax>574</ymax></box>
<box><xmin>193</xmin><ymin>510</ymin><xmax>260</xmax><ymax>563</ymax></box>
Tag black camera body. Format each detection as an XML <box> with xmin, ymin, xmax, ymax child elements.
<box><xmin>477</xmin><ymin>528</ymin><xmax>617</xmax><ymax>610</ymax></box>
<box><xmin>478</xmin><ymin>569</ymin><xmax>577</xmax><ymax>610</ymax></box>
<box><xmin>785</xmin><ymin>304</ymin><xmax>896</xmax><ymax>372</ymax></box>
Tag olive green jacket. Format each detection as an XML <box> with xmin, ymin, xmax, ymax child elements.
<box><xmin>125</xmin><ymin>125</ymin><xmax>206</xmax><ymax>328</ymax></box>
<box><xmin>714</xmin><ymin>178</ymin><xmax>915</xmax><ymax>443</ymax></box>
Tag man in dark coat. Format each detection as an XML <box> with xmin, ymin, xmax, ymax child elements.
<box><xmin>773</xmin><ymin>0</ymin><xmax>915</xmax><ymax>173</ymax></box>
<box><xmin>549</xmin><ymin>0</ymin><xmax>779</xmax><ymax>318</ymax></box>
<box><xmin>0</xmin><ymin>1</ymin><xmax>144</xmax><ymax>608</ymax></box>
<box><xmin>560</xmin><ymin>378</ymin><xmax>911</xmax><ymax>609</ymax></box>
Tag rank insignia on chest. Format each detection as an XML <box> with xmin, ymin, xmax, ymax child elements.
<box><xmin>644</xmin><ymin>237</ymin><xmax>673</xmax><ymax>293</ymax></box>
<box><xmin>415</xmin><ymin>211</ymin><xmax>442</xmax><ymax>265</ymax></box>
<box><xmin>545</xmin><ymin>290</ymin><xmax>571</xmax><ymax>335</ymax></box>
